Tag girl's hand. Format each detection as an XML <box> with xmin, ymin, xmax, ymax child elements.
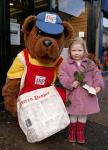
<box><xmin>72</xmin><ymin>81</ymin><xmax>80</xmax><ymax>88</ymax></box>
<box><xmin>95</xmin><ymin>87</ymin><xmax>101</xmax><ymax>93</ymax></box>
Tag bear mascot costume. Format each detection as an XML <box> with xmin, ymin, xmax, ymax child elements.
<box><xmin>2</xmin><ymin>12</ymin><xmax>74</xmax><ymax>117</ymax></box>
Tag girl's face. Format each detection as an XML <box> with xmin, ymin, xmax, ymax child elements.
<box><xmin>70</xmin><ymin>44</ymin><xmax>84</xmax><ymax>61</ymax></box>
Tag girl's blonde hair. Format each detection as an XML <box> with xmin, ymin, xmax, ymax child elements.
<box><xmin>68</xmin><ymin>37</ymin><xmax>88</xmax><ymax>56</ymax></box>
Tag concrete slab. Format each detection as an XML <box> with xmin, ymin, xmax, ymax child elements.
<box><xmin>88</xmin><ymin>112</ymin><xmax>108</xmax><ymax>126</ymax></box>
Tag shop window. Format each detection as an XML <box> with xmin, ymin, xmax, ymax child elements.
<box><xmin>9</xmin><ymin>0</ymin><xmax>50</xmax><ymax>60</ymax></box>
<box><xmin>10</xmin><ymin>0</ymin><xmax>26</xmax><ymax>60</ymax></box>
<box><xmin>34</xmin><ymin>0</ymin><xmax>49</xmax><ymax>14</ymax></box>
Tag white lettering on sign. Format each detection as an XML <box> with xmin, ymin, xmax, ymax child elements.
<box><xmin>45</xmin><ymin>13</ymin><xmax>56</xmax><ymax>24</ymax></box>
<box><xmin>35</xmin><ymin>76</ymin><xmax>46</xmax><ymax>85</ymax></box>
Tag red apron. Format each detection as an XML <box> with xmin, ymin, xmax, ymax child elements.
<box><xmin>19</xmin><ymin>49</ymin><xmax>66</xmax><ymax>103</ymax></box>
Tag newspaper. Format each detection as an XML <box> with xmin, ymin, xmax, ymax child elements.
<box><xmin>17</xmin><ymin>86</ymin><xmax>70</xmax><ymax>143</ymax></box>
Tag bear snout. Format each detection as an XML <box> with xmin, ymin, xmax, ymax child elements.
<box><xmin>43</xmin><ymin>40</ymin><xmax>52</xmax><ymax>47</ymax></box>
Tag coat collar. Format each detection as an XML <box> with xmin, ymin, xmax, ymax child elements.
<box><xmin>67</xmin><ymin>57</ymin><xmax>91</xmax><ymax>72</ymax></box>
<box><xmin>68</xmin><ymin>57</ymin><xmax>88</xmax><ymax>64</ymax></box>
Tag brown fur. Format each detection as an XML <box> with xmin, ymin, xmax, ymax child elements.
<box><xmin>2</xmin><ymin>79</ymin><xmax>20</xmax><ymax>117</ymax></box>
<box><xmin>2</xmin><ymin>15</ymin><xmax>74</xmax><ymax>117</ymax></box>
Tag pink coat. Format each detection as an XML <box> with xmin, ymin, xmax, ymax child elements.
<box><xmin>59</xmin><ymin>57</ymin><xmax>104</xmax><ymax>115</ymax></box>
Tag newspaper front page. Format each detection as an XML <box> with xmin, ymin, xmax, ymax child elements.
<box><xmin>17</xmin><ymin>86</ymin><xmax>70</xmax><ymax>143</ymax></box>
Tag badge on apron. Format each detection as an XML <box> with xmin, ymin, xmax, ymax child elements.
<box><xmin>35</xmin><ymin>76</ymin><xmax>46</xmax><ymax>85</ymax></box>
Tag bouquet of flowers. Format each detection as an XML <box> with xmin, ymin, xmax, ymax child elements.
<box><xmin>74</xmin><ymin>59</ymin><xmax>92</xmax><ymax>86</ymax></box>
<box><xmin>74</xmin><ymin>71</ymin><xmax>85</xmax><ymax>86</ymax></box>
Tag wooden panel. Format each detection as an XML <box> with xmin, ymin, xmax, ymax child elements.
<box><xmin>59</xmin><ymin>10</ymin><xmax>87</xmax><ymax>44</ymax></box>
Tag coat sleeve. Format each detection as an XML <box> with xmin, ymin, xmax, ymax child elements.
<box><xmin>58</xmin><ymin>61</ymin><xmax>74</xmax><ymax>90</ymax></box>
<box><xmin>92</xmin><ymin>64</ymin><xmax>104</xmax><ymax>89</ymax></box>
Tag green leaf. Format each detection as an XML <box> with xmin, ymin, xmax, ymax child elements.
<box><xmin>65</xmin><ymin>98</ymin><xmax>71</xmax><ymax>107</ymax></box>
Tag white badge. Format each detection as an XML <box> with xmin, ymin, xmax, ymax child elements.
<box><xmin>35</xmin><ymin>76</ymin><xmax>46</xmax><ymax>85</ymax></box>
<box><xmin>45</xmin><ymin>13</ymin><xmax>56</xmax><ymax>24</ymax></box>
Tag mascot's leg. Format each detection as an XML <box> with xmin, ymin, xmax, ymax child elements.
<box><xmin>2</xmin><ymin>79</ymin><xmax>20</xmax><ymax>117</ymax></box>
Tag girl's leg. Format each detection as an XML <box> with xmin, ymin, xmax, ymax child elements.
<box><xmin>77</xmin><ymin>115</ymin><xmax>87</xmax><ymax>143</ymax></box>
<box><xmin>68</xmin><ymin>115</ymin><xmax>77</xmax><ymax>142</ymax></box>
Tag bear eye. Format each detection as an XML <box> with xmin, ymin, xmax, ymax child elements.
<box><xmin>36</xmin><ymin>29</ymin><xmax>62</xmax><ymax>39</ymax></box>
<box><xmin>38</xmin><ymin>30</ymin><xmax>42</xmax><ymax>35</ymax></box>
<box><xmin>51</xmin><ymin>34</ymin><xmax>62</xmax><ymax>39</ymax></box>
<box><xmin>37</xmin><ymin>29</ymin><xmax>46</xmax><ymax>36</ymax></box>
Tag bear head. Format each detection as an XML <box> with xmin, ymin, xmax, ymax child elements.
<box><xmin>22</xmin><ymin>12</ymin><xmax>74</xmax><ymax>64</ymax></box>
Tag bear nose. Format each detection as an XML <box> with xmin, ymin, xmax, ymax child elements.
<box><xmin>43</xmin><ymin>40</ymin><xmax>52</xmax><ymax>47</ymax></box>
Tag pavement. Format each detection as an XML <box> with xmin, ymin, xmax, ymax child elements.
<box><xmin>0</xmin><ymin>77</ymin><xmax>108</xmax><ymax>150</ymax></box>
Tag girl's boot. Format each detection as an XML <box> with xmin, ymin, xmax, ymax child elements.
<box><xmin>76</xmin><ymin>122</ymin><xmax>86</xmax><ymax>143</ymax></box>
<box><xmin>68</xmin><ymin>123</ymin><xmax>77</xmax><ymax>142</ymax></box>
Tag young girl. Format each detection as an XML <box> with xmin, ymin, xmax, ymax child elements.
<box><xmin>59</xmin><ymin>37</ymin><xmax>104</xmax><ymax>143</ymax></box>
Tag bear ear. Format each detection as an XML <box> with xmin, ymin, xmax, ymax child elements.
<box><xmin>22</xmin><ymin>15</ymin><xmax>36</xmax><ymax>35</ymax></box>
<box><xmin>63</xmin><ymin>21</ymin><xmax>74</xmax><ymax>40</ymax></box>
